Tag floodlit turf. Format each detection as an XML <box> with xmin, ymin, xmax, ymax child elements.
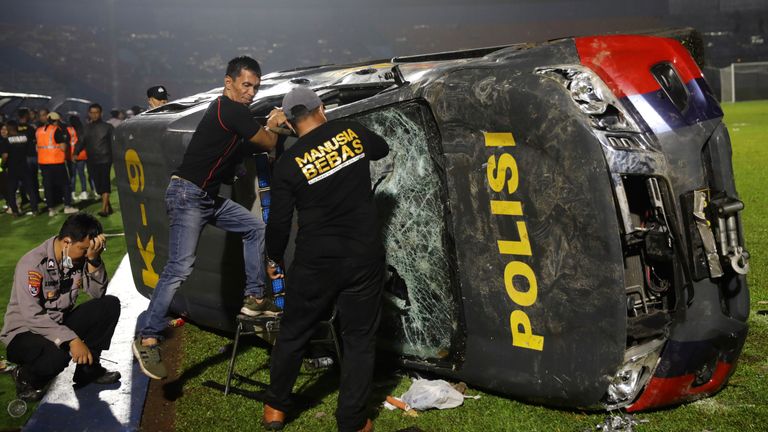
<box><xmin>0</xmin><ymin>179</ymin><xmax>126</xmax><ymax>430</ymax></box>
<box><xmin>0</xmin><ymin>101</ymin><xmax>765</xmax><ymax>431</ymax></box>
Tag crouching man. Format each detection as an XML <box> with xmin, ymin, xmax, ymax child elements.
<box><xmin>1</xmin><ymin>213</ymin><xmax>120</xmax><ymax>402</ymax></box>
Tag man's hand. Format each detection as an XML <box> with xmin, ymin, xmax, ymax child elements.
<box><xmin>266</xmin><ymin>265</ymin><xmax>284</xmax><ymax>280</ymax></box>
<box><xmin>266</xmin><ymin>108</ymin><xmax>289</xmax><ymax>130</ymax></box>
<box><xmin>85</xmin><ymin>234</ymin><xmax>106</xmax><ymax>272</ymax></box>
<box><xmin>69</xmin><ymin>337</ymin><xmax>93</xmax><ymax>365</ymax></box>
<box><xmin>86</xmin><ymin>234</ymin><xmax>106</xmax><ymax>261</ymax></box>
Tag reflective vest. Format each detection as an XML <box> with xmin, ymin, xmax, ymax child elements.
<box><xmin>36</xmin><ymin>125</ymin><xmax>67</xmax><ymax>165</ymax></box>
<box><xmin>67</xmin><ymin>126</ymin><xmax>87</xmax><ymax>161</ymax></box>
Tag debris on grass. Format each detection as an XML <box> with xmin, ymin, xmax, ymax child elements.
<box><xmin>586</xmin><ymin>412</ymin><xmax>648</xmax><ymax>431</ymax></box>
<box><xmin>385</xmin><ymin>395</ymin><xmax>419</xmax><ymax>417</ymax></box>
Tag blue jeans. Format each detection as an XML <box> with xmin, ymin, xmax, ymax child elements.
<box><xmin>69</xmin><ymin>160</ymin><xmax>87</xmax><ymax>192</ymax></box>
<box><xmin>139</xmin><ymin>177</ymin><xmax>266</xmax><ymax>339</ymax></box>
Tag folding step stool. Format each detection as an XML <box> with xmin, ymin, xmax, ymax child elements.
<box><xmin>224</xmin><ymin>308</ymin><xmax>341</xmax><ymax>395</ymax></box>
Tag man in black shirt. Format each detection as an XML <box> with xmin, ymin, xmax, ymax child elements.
<box><xmin>17</xmin><ymin>108</ymin><xmax>43</xmax><ymax>206</ymax></box>
<box><xmin>262</xmin><ymin>87</ymin><xmax>389</xmax><ymax>432</ymax></box>
<box><xmin>133</xmin><ymin>56</ymin><xmax>287</xmax><ymax>380</ymax></box>
<box><xmin>1</xmin><ymin>121</ymin><xmax>40</xmax><ymax>216</ymax></box>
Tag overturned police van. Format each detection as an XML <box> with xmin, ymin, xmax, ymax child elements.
<box><xmin>113</xmin><ymin>32</ymin><xmax>750</xmax><ymax>412</ymax></box>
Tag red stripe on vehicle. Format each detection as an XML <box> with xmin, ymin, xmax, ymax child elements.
<box><xmin>626</xmin><ymin>361</ymin><xmax>734</xmax><ymax>412</ymax></box>
<box><xmin>575</xmin><ymin>35</ymin><xmax>703</xmax><ymax>98</ymax></box>
<box><xmin>217</xmin><ymin>97</ymin><xmax>230</xmax><ymax>132</ymax></box>
<box><xmin>201</xmin><ymin>135</ymin><xmax>238</xmax><ymax>189</ymax></box>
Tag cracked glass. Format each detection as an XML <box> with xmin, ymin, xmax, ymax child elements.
<box><xmin>355</xmin><ymin>102</ymin><xmax>457</xmax><ymax>359</ymax></box>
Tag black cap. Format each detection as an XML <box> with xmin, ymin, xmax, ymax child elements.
<box><xmin>147</xmin><ymin>86</ymin><xmax>169</xmax><ymax>100</ymax></box>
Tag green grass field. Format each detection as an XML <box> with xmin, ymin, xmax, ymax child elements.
<box><xmin>1</xmin><ymin>100</ymin><xmax>766</xmax><ymax>431</ymax></box>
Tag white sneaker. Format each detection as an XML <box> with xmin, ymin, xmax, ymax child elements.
<box><xmin>48</xmin><ymin>209</ymin><xmax>58</xmax><ymax>217</ymax></box>
<box><xmin>72</xmin><ymin>192</ymin><xmax>78</xmax><ymax>202</ymax></box>
<box><xmin>79</xmin><ymin>191</ymin><xmax>89</xmax><ymax>200</ymax></box>
<box><xmin>63</xmin><ymin>206</ymin><xmax>78</xmax><ymax>214</ymax></box>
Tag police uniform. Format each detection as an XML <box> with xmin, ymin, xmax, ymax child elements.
<box><xmin>0</xmin><ymin>237</ymin><xmax>120</xmax><ymax>390</ymax></box>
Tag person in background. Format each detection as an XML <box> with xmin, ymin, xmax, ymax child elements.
<box><xmin>0</xmin><ymin>122</ymin><xmax>10</xmax><ymax>214</ymax></box>
<box><xmin>17</xmin><ymin>108</ymin><xmax>43</xmax><ymax>206</ymax></box>
<box><xmin>35</xmin><ymin>109</ymin><xmax>50</xmax><ymax>128</ymax></box>
<box><xmin>67</xmin><ymin>115</ymin><xmax>90</xmax><ymax>201</ymax></box>
<box><xmin>74</xmin><ymin>104</ymin><xmax>113</xmax><ymax>216</ymax></box>
<box><xmin>36</xmin><ymin>112</ymin><xmax>77</xmax><ymax>216</ymax></box>
<box><xmin>106</xmin><ymin>110</ymin><xmax>123</xmax><ymax>128</ymax></box>
<box><xmin>1</xmin><ymin>213</ymin><xmax>120</xmax><ymax>402</ymax></box>
<box><xmin>1</xmin><ymin>121</ymin><xmax>40</xmax><ymax>216</ymax></box>
<box><xmin>147</xmin><ymin>86</ymin><xmax>170</xmax><ymax>109</ymax></box>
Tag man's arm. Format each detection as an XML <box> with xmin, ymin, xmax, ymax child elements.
<box><xmin>54</xmin><ymin>127</ymin><xmax>69</xmax><ymax>152</ymax></box>
<box><xmin>265</xmin><ymin>160</ymin><xmax>295</xmax><ymax>268</ymax></box>
<box><xmin>0</xmin><ymin>141</ymin><xmax>8</xmax><ymax>166</ymax></box>
<box><xmin>73</xmin><ymin>127</ymin><xmax>86</xmax><ymax>156</ymax></box>
<box><xmin>11</xmin><ymin>263</ymin><xmax>78</xmax><ymax>347</ymax></box>
<box><xmin>361</xmin><ymin>125</ymin><xmax>390</xmax><ymax>161</ymax></box>
<box><xmin>83</xmin><ymin>234</ymin><xmax>109</xmax><ymax>298</ymax></box>
<box><xmin>247</xmin><ymin>108</ymin><xmax>289</xmax><ymax>151</ymax></box>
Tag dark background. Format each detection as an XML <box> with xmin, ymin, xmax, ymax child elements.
<box><xmin>1</xmin><ymin>0</ymin><xmax>766</xmax><ymax>109</ymax></box>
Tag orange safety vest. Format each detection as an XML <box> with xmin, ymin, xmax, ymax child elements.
<box><xmin>67</xmin><ymin>126</ymin><xmax>87</xmax><ymax>161</ymax></box>
<box><xmin>36</xmin><ymin>124</ymin><xmax>67</xmax><ymax>165</ymax></box>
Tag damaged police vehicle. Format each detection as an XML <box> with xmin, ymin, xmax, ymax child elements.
<box><xmin>113</xmin><ymin>32</ymin><xmax>750</xmax><ymax>412</ymax></box>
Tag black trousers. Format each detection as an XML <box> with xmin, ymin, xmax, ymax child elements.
<box><xmin>5</xmin><ymin>165</ymin><xmax>40</xmax><ymax>213</ymax></box>
<box><xmin>6</xmin><ymin>295</ymin><xmax>121</xmax><ymax>389</ymax></box>
<box><xmin>39</xmin><ymin>163</ymin><xmax>72</xmax><ymax>208</ymax></box>
<box><xmin>25</xmin><ymin>155</ymin><xmax>42</xmax><ymax>202</ymax></box>
<box><xmin>265</xmin><ymin>257</ymin><xmax>384</xmax><ymax>432</ymax></box>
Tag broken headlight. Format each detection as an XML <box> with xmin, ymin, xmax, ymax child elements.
<box><xmin>605</xmin><ymin>338</ymin><xmax>665</xmax><ymax>409</ymax></box>
<box><xmin>535</xmin><ymin>65</ymin><xmax>641</xmax><ymax>133</ymax></box>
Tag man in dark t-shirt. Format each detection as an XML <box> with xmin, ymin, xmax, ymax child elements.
<box><xmin>262</xmin><ymin>87</ymin><xmax>389</xmax><ymax>432</ymax></box>
<box><xmin>1</xmin><ymin>121</ymin><xmax>40</xmax><ymax>216</ymax></box>
<box><xmin>17</xmin><ymin>108</ymin><xmax>43</xmax><ymax>205</ymax></box>
<box><xmin>133</xmin><ymin>56</ymin><xmax>288</xmax><ymax>380</ymax></box>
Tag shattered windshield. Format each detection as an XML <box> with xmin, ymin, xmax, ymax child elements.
<box><xmin>356</xmin><ymin>102</ymin><xmax>458</xmax><ymax>360</ymax></box>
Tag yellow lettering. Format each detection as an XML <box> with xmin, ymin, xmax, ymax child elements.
<box><xmin>125</xmin><ymin>149</ymin><xmax>144</xmax><ymax>193</ymax></box>
<box><xmin>498</xmin><ymin>222</ymin><xmax>532</xmax><ymax>256</ymax></box>
<box><xmin>510</xmin><ymin>310</ymin><xmax>544</xmax><ymax>351</ymax></box>
<box><xmin>341</xmin><ymin>145</ymin><xmax>356</xmax><ymax>161</ymax></box>
<box><xmin>315</xmin><ymin>156</ymin><xmax>329</xmax><ymax>173</ymax></box>
<box><xmin>503</xmin><ymin>261</ymin><xmax>537</xmax><ymax>307</ymax></box>
<box><xmin>302</xmin><ymin>164</ymin><xmax>318</xmax><ymax>180</ymax></box>
<box><xmin>484</xmin><ymin>132</ymin><xmax>516</xmax><ymax>147</ymax></box>
<box><xmin>295</xmin><ymin>152</ymin><xmax>313</xmax><ymax>167</ymax></box>
<box><xmin>335</xmin><ymin>132</ymin><xmax>348</xmax><ymax>146</ymax></box>
<box><xmin>140</xmin><ymin>203</ymin><xmax>147</xmax><ymax>226</ymax></box>
<box><xmin>347</xmin><ymin>128</ymin><xmax>359</xmax><ymax>140</ymax></box>
<box><xmin>352</xmin><ymin>139</ymin><xmax>363</xmax><ymax>154</ymax></box>
<box><xmin>487</xmin><ymin>154</ymin><xmax>519</xmax><ymax>194</ymax></box>
<box><xmin>310</xmin><ymin>148</ymin><xmax>325</xmax><ymax>159</ymax></box>
<box><xmin>320</xmin><ymin>141</ymin><xmax>337</xmax><ymax>153</ymax></box>
<box><xmin>136</xmin><ymin>234</ymin><xmax>159</xmax><ymax>288</ymax></box>
<box><xmin>490</xmin><ymin>200</ymin><xmax>522</xmax><ymax>216</ymax></box>
<box><xmin>326</xmin><ymin>151</ymin><xmax>341</xmax><ymax>168</ymax></box>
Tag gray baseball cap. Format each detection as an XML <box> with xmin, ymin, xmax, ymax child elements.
<box><xmin>282</xmin><ymin>86</ymin><xmax>322</xmax><ymax>120</ymax></box>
